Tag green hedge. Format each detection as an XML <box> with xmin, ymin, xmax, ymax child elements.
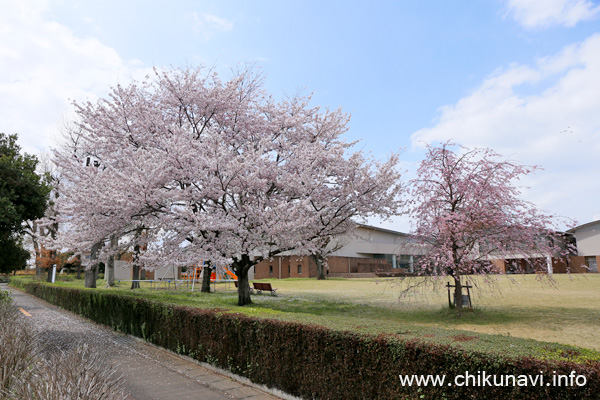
<box><xmin>14</xmin><ymin>281</ymin><xmax>600</xmax><ymax>399</ymax></box>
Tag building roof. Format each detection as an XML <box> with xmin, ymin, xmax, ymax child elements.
<box><xmin>567</xmin><ymin>220</ymin><xmax>600</xmax><ymax>233</ymax></box>
<box><xmin>357</xmin><ymin>223</ymin><xmax>409</xmax><ymax>237</ymax></box>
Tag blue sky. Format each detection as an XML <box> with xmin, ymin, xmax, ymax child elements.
<box><xmin>1</xmin><ymin>0</ymin><xmax>599</xmax><ymax>231</ymax></box>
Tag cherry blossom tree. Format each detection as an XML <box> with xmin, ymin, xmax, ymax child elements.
<box><xmin>406</xmin><ymin>142</ymin><xmax>573</xmax><ymax>309</ymax></box>
<box><xmin>49</xmin><ymin>65</ymin><xmax>404</xmax><ymax>304</ymax></box>
<box><xmin>298</xmin><ymin>152</ymin><xmax>404</xmax><ymax>280</ymax></box>
<box><xmin>47</xmin><ymin>81</ymin><xmax>173</xmax><ymax>288</ymax></box>
<box><xmin>147</xmin><ymin>68</ymin><xmax>404</xmax><ymax>305</ymax></box>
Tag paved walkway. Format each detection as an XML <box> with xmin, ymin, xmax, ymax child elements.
<box><xmin>2</xmin><ymin>283</ymin><xmax>286</xmax><ymax>400</ymax></box>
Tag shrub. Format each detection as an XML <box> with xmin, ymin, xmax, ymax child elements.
<box><xmin>0</xmin><ymin>289</ymin><xmax>11</xmax><ymax>306</ymax></box>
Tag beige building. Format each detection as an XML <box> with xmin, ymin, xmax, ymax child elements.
<box><xmin>253</xmin><ymin>225</ymin><xmax>426</xmax><ymax>279</ymax></box>
<box><xmin>568</xmin><ymin>220</ymin><xmax>600</xmax><ymax>273</ymax></box>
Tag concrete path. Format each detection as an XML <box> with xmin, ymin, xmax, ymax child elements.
<box><xmin>1</xmin><ymin>283</ymin><xmax>285</xmax><ymax>400</ymax></box>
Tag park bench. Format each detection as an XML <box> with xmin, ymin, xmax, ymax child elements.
<box><xmin>252</xmin><ymin>282</ymin><xmax>278</xmax><ymax>296</ymax></box>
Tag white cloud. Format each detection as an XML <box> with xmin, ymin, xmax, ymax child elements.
<box><xmin>505</xmin><ymin>0</ymin><xmax>600</xmax><ymax>29</ymax></box>
<box><xmin>412</xmin><ymin>33</ymin><xmax>600</xmax><ymax>226</ymax></box>
<box><xmin>191</xmin><ymin>12</ymin><xmax>234</xmax><ymax>40</ymax></box>
<box><xmin>0</xmin><ymin>0</ymin><xmax>148</xmax><ymax>155</ymax></box>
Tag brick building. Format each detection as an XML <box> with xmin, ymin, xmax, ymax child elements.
<box><xmin>253</xmin><ymin>225</ymin><xmax>426</xmax><ymax>279</ymax></box>
<box><xmin>253</xmin><ymin>224</ymin><xmax>596</xmax><ymax>280</ymax></box>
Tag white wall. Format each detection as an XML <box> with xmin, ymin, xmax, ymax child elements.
<box><xmin>113</xmin><ymin>261</ymin><xmax>180</xmax><ymax>281</ymax></box>
<box><xmin>329</xmin><ymin>226</ymin><xmax>420</xmax><ymax>258</ymax></box>
<box><xmin>154</xmin><ymin>265</ymin><xmax>178</xmax><ymax>280</ymax></box>
<box><xmin>573</xmin><ymin>221</ymin><xmax>600</xmax><ymax>256</ymax></box>
<box><xmin>113</xmin><ymin>260</ymin><xmax>131</xmax><ymax>280</ymax></box>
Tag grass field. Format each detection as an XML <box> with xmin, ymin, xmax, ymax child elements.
<box><xmin>260</xmin><ymin>275</ymin><xmax>600</xmax><ymax>351</ymax></box>
<box><xmin>10</xmin><ymin>273</ymin><xmax>600</xmax><ymax>361</ymax></box>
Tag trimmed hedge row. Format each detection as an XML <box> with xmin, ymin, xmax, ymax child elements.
<box><xmin>15</xmin><ymin>281</ymin><xmax>600</xmax><ymax>399</ymax></box>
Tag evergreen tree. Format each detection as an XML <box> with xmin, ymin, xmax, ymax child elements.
<box><xmin>0</xmin><ymin>133</ymin><xmax>51</xmax><ymax>272</ymax></box>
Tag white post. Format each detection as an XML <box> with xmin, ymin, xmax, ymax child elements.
<box><xmin>51</xmin><ymin>265</ymin><xmax>56</xmax><ymax>283</ymax></box>
<box><xmin>546</xmin><ymin>255</ymin><xmax>553</xmax><ymax>274</ymax></box>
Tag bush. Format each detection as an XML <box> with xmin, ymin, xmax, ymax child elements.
<box><xmin>55</xmin><ymin>274</ymin><xmax>75</xmax><ymax>282</ymax></box>
<box><xmin>12</xmin><ymin>280</ymin><xmax>600</xmax><ymax>400</ymax></box>
<box><xmin>0</xmin><ymin>289</ymin><xmax>11</xmax><ymax>306</ymax></box>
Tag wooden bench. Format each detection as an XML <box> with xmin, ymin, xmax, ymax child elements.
<box><xmin>252</xmin><ymin>282</ymin><xmax>278</xmax><ymax>296</ymax></box>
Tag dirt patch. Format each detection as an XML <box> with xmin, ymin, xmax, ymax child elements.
<box><xmin>452</xmin><ymin>334</ymin><xmax>478</xmax><ymax>342</ymax></box>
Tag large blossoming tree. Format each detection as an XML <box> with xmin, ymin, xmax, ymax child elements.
<box><xmin>144</xmin><ymin>68</ymin><xmax>404</xmax><ymax>305</ymax></box>
<box><xmin>50</xmin><ymin>66</ymin><xmax>404</xmax><ymax>304</ymax></box>
<box><xmin>407</xmin><ymin>142</ymin><xmax>573</xmax><ymax>309</ymax></box>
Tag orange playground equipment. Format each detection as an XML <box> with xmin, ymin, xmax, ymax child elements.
<box><xmin>181</xmin><ymin>263</ymin><xmax>237</xmax><ymax>282</ymax></box>
<box><xmin>214</xmin><ymin>267</ymin><xmax>237</xmax><ymax>281</ymax></box>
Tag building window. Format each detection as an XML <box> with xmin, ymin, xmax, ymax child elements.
<box><xmin>269</xmin><ymin>265</ymin><xmax>273</xmax><ymax>275</ymax></box>
<box><xmin>585</xmin><ymin>256</ymin><xmax>598</xmax><ymax>272</ymax></box>
<box><xmin>506</xmin><ymin>260</ymin><xmax>522</xmax><ymax>274</ymax></box>
<box><xmin>297</xmin><ymin>264</ymin><xmax>302</xmax><ymax>274</ymax></box>
<box><xmin>288</xmin><ymin>264</ymin><xmax>290</xmax><ymax>275</ymax></box>
<box><xmin>398</xmin><ymin>255</ymin><xmax>413</xmax><ymax>269</ymax></box>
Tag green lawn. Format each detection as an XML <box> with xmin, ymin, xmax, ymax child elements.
<box><xmin>10</xmin><ymin>273</ymin><xmax>600</xmax><ymax>362</ymax></box>
<box><xmin>259</xmin><ymin>275</ymin><xmax>600</xmax><ymax>352</ymax></box>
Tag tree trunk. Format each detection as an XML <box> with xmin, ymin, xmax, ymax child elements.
<box><xmin>201</xmin><ymin>264</ymin><xmax>212</xmax><ymax>293</ymax></box>
<box><xmin>76</xmin><ymin>264</ymin><xmax>82</xmax><ymax>279</ymax></box>
<box><xmin>314</xmin><ymin>254</ymin><xmax>326</xmax><ymax>280</ymax></box>
<box><xmin>234</xmin><ymin>256</ymin><xmax>253</xmax><ymax>306</ymax></box>
<box><xmin>131</xmin><ymin>230</ymin><xmax>142</xmax><ymax>289</ymax></box>
<box><xmin>106</xmin><ymin>255</ymin><xmax>115</xmax><ymax>288</ymax></box>
<box><xmin>46</xmin><ymin>266</ymin><xmax>53</xmax><ymax>282</ymax></box>
<box><xmin>84</xmin><ymin>242</ymin><xmax>101</xmax><ymax>288</ymax></box>
<box><xmin>105</xmin><ymin>235</ymin><xmax>117</xmax><ymax>287</ymax></box>
<box><xmin>84</xmin><ymin>266</ymin><xmax>97</xmax><ymax>288</ymax></box>
<box><xmin>34</xmin><ymin>248</ymin><xmax>43</xmax><ymax>279</ymax></box>
<box><xmin>131</xmin><ymin>263</ymin><xmax>140</xmax><ymax>289</ymax></box>
<box><xmin>453</xmin><ymin>276</ymin><xmax>463</xmax><ymax>310</ymax></box>
<box><xmin>32</xmin><ymin>222</ymin><xmax>43</xmax><ymax>279</ymax></box>
<box><xmin>236</xmin><ymin>268</ymin><xmax>252</xmax><ymax>306</ymax></box>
